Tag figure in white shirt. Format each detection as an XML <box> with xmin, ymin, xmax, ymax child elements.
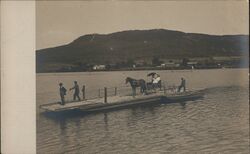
<box><xmin>152</xmin><ymin>74</ymin><xmax>161</xmax><ymax>89</ymax></box>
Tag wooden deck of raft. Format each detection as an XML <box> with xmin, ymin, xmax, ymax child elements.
<box><xmin>40</xmin><ymin>91</ymin><xmax>203</xmax><ymax>112</ymax></box>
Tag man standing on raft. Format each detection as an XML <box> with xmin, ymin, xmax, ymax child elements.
<box><xmin>178</xmin><ymin>77</ymin><xmax>186</xmax><ymax>92</ymax></box>
<box><xmin>59</xmin><ymin>83</ymin><xmax>67</xmax><ymax>105</ymax></box>
<box><xmin>70</xmin><ymin>81</ymin><xmax>81</xmax><ymax>101</ymax></box>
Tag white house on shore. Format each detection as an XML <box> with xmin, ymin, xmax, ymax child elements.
<box><xmin>93</xmin><ymin>65</ymin><xmax>106</xmax><ymax>70</ymax></box>
<box><xmin>160</xmin><ymin>62</ymin><xmax>180</xmax><ymax>68</ymax></box>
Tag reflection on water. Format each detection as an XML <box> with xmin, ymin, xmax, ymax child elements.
<box><xmin>37</xmin><ymin>69</ymin><xmax>249</xmax><ymax>154</ymax></box>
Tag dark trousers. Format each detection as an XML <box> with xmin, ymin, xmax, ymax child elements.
<box><xmin>178</xmin><ymin>85</ymin><xmax>186</xmax><ymax>92</ymax></box>
<box><xmin>60</xmin><ymin>94</ymin><xmax>65</xmax><ymax>105</ymax></box>
<box><xmin>73</xmin><ymin>93</ymin><xmax>81</xmax><ymax>101</ymax></box>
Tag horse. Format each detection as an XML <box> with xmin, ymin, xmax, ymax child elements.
<box><xmin>125</xmin><ymin>77</ymin><xmax>147</xmax><ymax>97</ymax></box>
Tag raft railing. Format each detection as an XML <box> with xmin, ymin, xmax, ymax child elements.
<box><xmin>82</xmin><ymin>85</ymin><xmax>132</xmax><ymax>100</ymax></box>
<box><xmin>78</xmin><ymin>81</ymin><xmax>179</xmax><ymax>102</ymax></box>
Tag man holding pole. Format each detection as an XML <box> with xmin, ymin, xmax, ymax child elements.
<box><xmin>70</xmin><ymin>81</ymin><xmax>81</xmax><ymax>101</ymax></box>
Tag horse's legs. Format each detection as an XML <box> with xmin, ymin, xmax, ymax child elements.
<box><xmin>142</xmin><ymin>82</ymin><xmax>147</xmax><ymax>94</ymax></box>
<box><xmin>143</xmin><ymin>84</ymin><xmax>147</xmax><ymax>94</ymax></box>
<box><xmin>142</xmin><ymin>86</ymin><xmax>146</xmax><ymax>95</ymax></box>
<box><xmin>132</xmin><ymin>87</ymin><xmax>136</xmax><ymax>97</ymax></box>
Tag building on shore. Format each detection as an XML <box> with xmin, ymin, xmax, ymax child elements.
<box><xmin>93</xmin><ymin>65</ymin><xmax>106</xmax><ymax>70</ymax></box>
<box><xmin>187</xmin><ymin>61</ymin><xmax>198</xmax><ymax>67</ymax></box>
<box><xmin>160</xmin><ymin>62</ymin><xmax>180</xmax><ymax>68</ymax></box>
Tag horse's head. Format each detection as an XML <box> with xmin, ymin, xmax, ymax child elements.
<box><xmin>125</xmin><ymin>77</ymin><xmax>129</xmax><ymax>84</ymax></box>
<box><xmin>125</xmin><ymin>77</ymin><xmax>133</xmax><ymax>84</ymax></box>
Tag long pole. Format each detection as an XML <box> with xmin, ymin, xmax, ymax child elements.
<box><xmin>104</xmin><ymin>87</ymin><xmax>107</xmax><ymax>103</ymax></box>
<box><xmin>114</xmin><ymin>87</ymin><xmax>117</xmax><ymax>96</ymax></box>
<box><xmin>82</xmin><ymin>85</ymin><xmax>85</xmax><ymax>100</ymax></box>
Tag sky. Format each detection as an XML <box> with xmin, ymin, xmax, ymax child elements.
<box><xmin>36</xmin><ymin>1</ymin><xmax>249</xmax><ymax>50</ymax></box>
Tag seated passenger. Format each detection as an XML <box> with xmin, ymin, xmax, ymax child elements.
<box><xmin>152</xmin><ymin>74</ymin><xmax>161</xmax><ymax>89</ymax></box>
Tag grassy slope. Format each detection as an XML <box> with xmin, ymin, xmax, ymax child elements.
<box><xmin>36</xmin><ymin>29</ymin><xmax>249</xmax><ymax>72</ymax></box>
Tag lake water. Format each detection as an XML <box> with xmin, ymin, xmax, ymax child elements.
<box><xmin>37</xmin><ymin>69</ymin><xmax>249</xmax><ymax>154</ymax></box>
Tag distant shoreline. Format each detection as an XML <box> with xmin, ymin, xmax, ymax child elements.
<box><xmin>36</xmin><ymin>66</ymin><xmax>248</xmax><ymax>74</ymax></box>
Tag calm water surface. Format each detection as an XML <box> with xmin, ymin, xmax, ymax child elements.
<box><xmin>37</xmin><ymin>69</ymin><xmax>249</xmax><ymax>154</ymax></box>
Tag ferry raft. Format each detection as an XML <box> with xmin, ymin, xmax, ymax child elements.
<box><xmin>40</xmin><ymin>89</ymin><xmax>204</xmax><ymax>113</ymax></box>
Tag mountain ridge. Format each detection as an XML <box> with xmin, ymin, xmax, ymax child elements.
<box><xmin>36</xmin><ymin>29</ymin><xmax>249</xmax><ymax>72</ymax></box>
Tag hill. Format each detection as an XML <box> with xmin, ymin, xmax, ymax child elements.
<box><xmin>36</xmin><ymin>29</ymin><xmax>248</xmax><ymax>72</ymax></box>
